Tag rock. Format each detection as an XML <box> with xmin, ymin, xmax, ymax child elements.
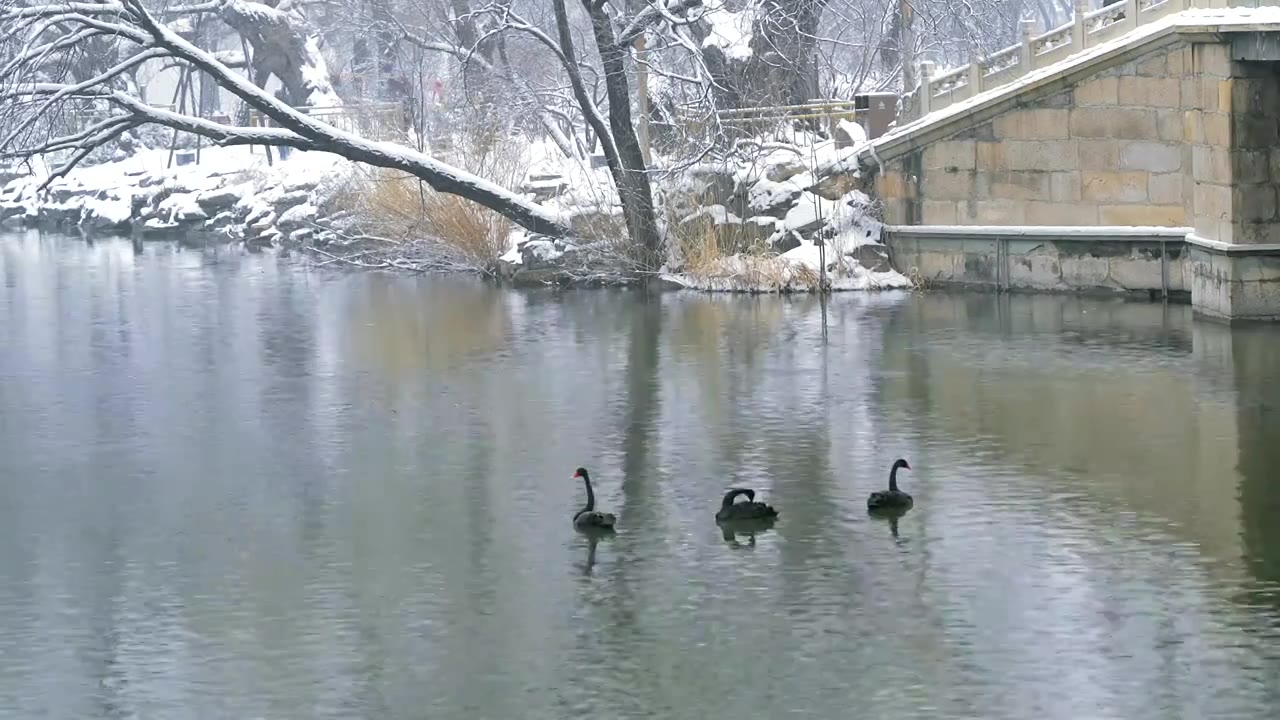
<box><xmin>833</xmin><ymin>119</ymin><xmax>867</xmax><ymax>148</ymax></box>
<box><xmin>809</xmin><ymin>172</ymin><xmax>860</xmax><ymax>201</ymax></box>
<box><xmin>848</xmin><ymin>244</ymin><xmax>891</xmax><ymax>272</ymax></box>
<box><xmin>276</xmin><ymin>203</ymin><xmax>316</xmax><ymax>230</ymax></box>
<box><xmin>272</xmin><ymin>190</ymin><xmax>311</xmax><ymax>210</ymax></box>
<box><xmin>765</xmin><ymin>159</ymin><xmax>806</xmax><ymax>183</ymax></box>
<box><xmin>520</xmin><ymin>238</ymin><xmax>564</xmax><ymax>270</ymax></box>
<box><xmin>282</xmin><ymin>178</ymin><xmax>320</xmax><ymax>193</ymax></box>
<box><xmin>195</xmin><ymin>188</ymin><xmax>242</xmax><ymax>213</ymax></box>
<box><xmin>692</xmin><ymin>170</ymin><xmax>737</xmax><ymax>207</ymax></box>
<box><xmin>772</xmin><ymin>231</ymin><xmax>802</xmax><ymax>254</ymax></box>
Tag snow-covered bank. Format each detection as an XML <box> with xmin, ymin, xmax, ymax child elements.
<box><xmin>0</xmin><ymin>147</ymin><xmax>351</xmax><ymax>246</ymax></box>
<box><xmin>0</xmin><ymin>130</ymin><xmax>913</xmax><ymax>293</ymax></box>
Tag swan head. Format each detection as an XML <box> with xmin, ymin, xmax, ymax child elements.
<box><xmin>573</xmin><ymin>467</ymin><xmax>590</xmax><ymax>480</ymax></box>
<box><xmin>893</xmin><ymin>458</ymin><xmax>911</xmax><ymax>471</ymax></box>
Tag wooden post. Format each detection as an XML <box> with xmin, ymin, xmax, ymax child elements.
<box><xmin>1073</xmin><ymin>0</ymin><xmax>1090</xmax><ymax>51</ymax></box>
<box><xmin>1020</xmin><ymin>19</ymin><xmax>1038</xmax><ymax>73</ymax></box>
<box><xmin>968</xmin><ymin>54</ymin><xmax>983</xmax><ymax>97</ymax></box>
<box><xmin>919</xmin><ymin>61</ymin><xmax>935</xmax><ymax>115</ymax></box>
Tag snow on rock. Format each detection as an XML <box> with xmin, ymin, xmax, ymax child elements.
<box><xmin>0</xmin><ymin>146</ymin><xmax>349</xmax><ymax>241</ymax></box>
<box><xmin>700</xmin><ymin>1</ymin><xmax>754</xmax><ymax>60</ymax></box>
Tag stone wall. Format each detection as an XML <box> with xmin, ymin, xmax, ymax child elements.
<box><xmin>876</xmin><ymin>41</ymin><xmax>1198</xmax><ymax>228</ymax></box>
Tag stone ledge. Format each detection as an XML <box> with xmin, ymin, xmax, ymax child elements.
<box><xmin>1185</xmin><ymin>232</ymin><xmax>1280</xmax><ymax>255</ymax></box>
<box><xmin>885</xmin><ymin>224</ymin><xmax>1189</xmax><ymax>298</ymax></box>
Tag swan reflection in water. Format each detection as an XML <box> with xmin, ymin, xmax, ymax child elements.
<box><xmin>868</xmin><ymin>505</ymin><xmax>910</xmax><ymax>539</ymax></box>
<box><xmin>717</xmin><ymin>516</ymin><xmax>777</xmax><ymax>548</ymax></box>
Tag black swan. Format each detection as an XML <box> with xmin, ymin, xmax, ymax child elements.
<box><xmin>572</xmin><ymin>467</ymin><xmax>616</xmax><ymax>531</ymax></box>
<box><xmin>867</xmin><ymin>459</ymin><xmax>913</xmax><ymax>511</ymax></box>
<box><xmin>715</xmin><ymin>488</ymin><xmax>779</xmax><ymax>522</ymax></box>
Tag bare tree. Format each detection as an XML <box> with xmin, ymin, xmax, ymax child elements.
<box><xmin>0</xmin><ymin>0</ymin><xmax>571</xmax><ymax>237</ymax></box>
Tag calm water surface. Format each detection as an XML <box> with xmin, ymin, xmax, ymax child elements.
<box><xmin>2</xmin><ymin>231</ymin><xmax>1280</xmax><ymax>719</ymax></box>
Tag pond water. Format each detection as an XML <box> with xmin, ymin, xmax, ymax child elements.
<box><xmin>2</xmin><ymin>230</ymin><xmax>1279</xmax><ymax>720</ymax></box>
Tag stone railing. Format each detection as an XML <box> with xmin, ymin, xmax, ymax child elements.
<box><xmin>903</xmin><ymin>0</ymin><xmax>1191</xmax><ymax>122</ymax></box>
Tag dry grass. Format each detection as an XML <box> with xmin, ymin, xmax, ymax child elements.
<box><xmin>334</xmin><ymin>120</ymin><xmax>529</xmax><ymax>271</ymax></box>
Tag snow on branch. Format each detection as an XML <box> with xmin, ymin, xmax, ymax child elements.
<box><xmin>0</xmin><ymin>0</ymin><xmax>574</xmax><ymax>238</ymax></box>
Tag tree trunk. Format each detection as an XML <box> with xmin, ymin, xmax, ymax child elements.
<box><xmin>582</xmin><ymin>0</ymin><xmax>662</xmax><ymax>271</ymax></box>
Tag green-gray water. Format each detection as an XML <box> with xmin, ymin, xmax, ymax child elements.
<box><xmin>2</xmin><ymin>231</ymin><xmax>1279</xmax><ymax>719</ymax></box>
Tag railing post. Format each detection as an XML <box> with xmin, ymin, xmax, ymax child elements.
<box><xmin>919</xmin><ymin>60</ymin><xmax>935</xmax><ymax>115</ymax></box>
<box><xmin>1126</xmin><ymin>0</ymin><xmax>1141</xmax><ymax>29</ymax></box>
<box><xmin>1072</xmin><ymin>0</ymin><xmax>1089</xmax><ymax>51</ymax></box>
<box><xmin>968</xmin><ymin>54</ymin><xmax>983</xmax><ymax>97</ymax></box>
<box><xmin>1020</xmin><ymin>19</ymin><xmax>1037</xmax><ymax>74</ymax></box>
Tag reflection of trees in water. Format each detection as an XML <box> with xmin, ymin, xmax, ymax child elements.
<box><xmin>347</xmin><ymin>277</ymin><xmax>510</xmax><ymax>379</ymax></box>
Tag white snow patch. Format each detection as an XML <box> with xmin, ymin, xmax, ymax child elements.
<box><xmin>701</xmin><ymin>2</ymin><xmax>754</xmax><ymax>60</ymax></box>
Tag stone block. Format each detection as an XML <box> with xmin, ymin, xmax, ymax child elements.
<box><xmin>1118</xmin><ymin>77</ymin><xmax>1181</xmax><ymax>108</ymax></box>
<box><xmin>924</xmin><ymin>141</ymin><xmax>976</xmax><ymax>170</ymax></box>
<box><xmin>992</xmin><ymin>109</ymin><xmax>1071</xmax><ymax>140</ymax></box>
<box><xmin>1098</xmin><ymin>204</ymin><xmax>1185</xmax><ymax>226</ymax></box>
<box><xmin>881</xmin><ymin>198</ymin><xmax>908</xmax><ymax>225</ymax></box>
<box><xmin>923</xmin><ymin>170</ymin><xmax>975</xmax><ymax>200</ymax></box>
<box><xmin>1148</xmin><ymin>173</ymin><xmax>1184</xmax><ymax>205</ymax></box>
<box><xmin>990</xmin><ymin>171</ymin><xmax>1052</xmax><ymax>201</ymax></box>
<box><xmin>1119</xmin><ymin>141</ymin><xmax>1181</xmax><ymax>173</ymax></box>
<box><xmin>1233</xmin><ymin>185</ymin><xmax>1277</xmax><ymax>222</ymax></box>
<box><xmin>1192</xmin><ymin>145</ymin><xmax>1232</xmax><ymax>184</ymax></box>
<box><xmin>1074</xmin><ymin>77</ymin><xmax>1119</xmax><ymax>106</ymax></box>
<box><xmin>1270</xmin><ymin>149</ymin><xmax>1280</xmax><ymax>181</ymax></box>
<box><xmin>1234</xmin><ymin>113</ymin><xmax>1279</xmax><ymax>148</ymax></box>
<box><xmin>1082</xmin><ymin>171</ymin><xmax>1148</xmax><ymax>203</ymax></box>
<box><xmin>1078</xmin><ymin>140</ymin><xmax>1121</xmax><ymax>170</ymax></box>
<box><xmin>1181</xmin><ymin>78</ymin><xmax>1202</xmax><ymax>111</ymax></box>
<box><xmin>973</xmin><ymin>141</ymin><xmax>1003</xmax><ymax>170</ymax></box>
<box><xmin>1235</xmin><ymin>222</ymin><xmax>1280</xmax><ymax>245</ymax></box>
<box><xmin>1197</xmin><ymin>43</ymin><xmax>1231</xmax><ymax>78</ymax></box>
<box><xmin>1220</xmin><ymin>80</ymin><xmax>1236</xmax><ymax>114</ymax></box>
<box><xmin>970</xmin><ymin>200</ymin><xmax>1026</xmax><ymax>224</ymax></box>
<box><xmin>1168</xmin><ymin>47</ymin><xmax>1186</xmax><ymax>77</ymax></box>
<box><xmin>1195</xmin><ymin>183</ymin><xmax>1233</xmax><ymax>221</ymax></box>
<box><xmin>1050</xmin><ymin>172</ymin><xmax>1082</xmax><ymax>203</ymax></box>
<box><xmin>1184</xmin><ymin>110</ymin><xmax>1204</xmax><ymax>144</ymax></box>
<box><xmin>1002</xmin><ymin>141</ymin><xmax>1078</xmax><ymax>171</ymax></box>
<box><xmin>1136</xmin><ymin>53</ymin><xmax>1167</xmax><ymax>77</ymax></box>
<box><xmin>1233</xmin><ymin>150</ymin><xmax>1271</xmax><ymax>184</ymax></box>
<box><xmin>1070</xmin><ymin>108</ymin><xmax>1157</xmax><ymax>139</ymax></box>
<box><xmin>877</xmin><ymin>170</ymin><xmax>907</xmax><ymax>199</ymax></box>
<box><xmin>1157</xmin><ymin>111</ymin><xmax>1183</xmax><ymax>142</ymax></box>
<box><xmin>921</xmin><ymin>200</ymin><xmax>958</xmax><ymax>224</ymax></box>
<box><xmin>1025</xmin><ymin>201</ymin><xmax>1098</xmax><ymax>225</ymax></box>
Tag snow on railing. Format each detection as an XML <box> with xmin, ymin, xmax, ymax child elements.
<box><xmin>903</xmin><ymin>0</ymin><xmax>1190</xmax><ymax>121</ymax></box>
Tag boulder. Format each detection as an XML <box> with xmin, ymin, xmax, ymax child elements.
<box><xmin>809</xmin><ymin>172</ymin><xmax>860</xmax><ymax>201</ymax></box>
<box><xmin>765</xmin><ymin>159</ymin><xmax>806</xmax><ymax>183</ymax></box>
<box><xmin>772</xmin><ymin>231</ymin><xmax>802</xmax><ymax>254</ymax></box>
<box><xmin>195</xmin><ymin>188</ymin><xmax>242</xmax><ymax>214</ymax></box>
<box><xmin>848</xmin><ymin>243</ymin><xmax>891</xmax><ymax>272</ymax></box>
<box><xmin>272</xmin><ymin>190</ymin><xmax>311</xmax><ymax>210</ymax></box>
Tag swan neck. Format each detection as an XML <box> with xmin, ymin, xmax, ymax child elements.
<box><xmin>888</xmin><ymin>465</ymin><xmax>900</xmax><ymax>492</ymax></box>
<box><xmin>581</xmin><ymin>476</ymin><xmax>595</xmax><ymax>513</ymax></box>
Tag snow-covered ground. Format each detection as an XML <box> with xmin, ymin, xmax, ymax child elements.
<box><xmin>0</xmin><ymin>146</ymin><xmax>350</xmax><ymax>245</ymax></box>
<box><xmin>0</xmin><ymin>127</ymin><xmax>912</xmax><ymax>293</ymax></box>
